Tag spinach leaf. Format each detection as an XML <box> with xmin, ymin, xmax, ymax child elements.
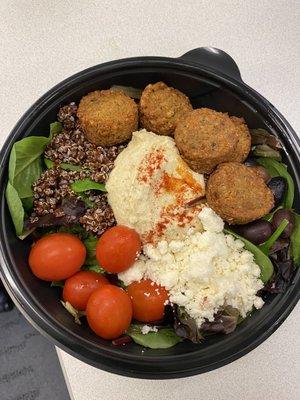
<box><xmin>110</xmin><ymin>85</ymin><xmax>142</xmax><ymax>99</ymax></box>
<box><xmin>224</xmin><ymin>228</ymin><xmax>274</xmax><ymax>283</ymax></box>
<box><xmin>61</xmin><ymin>301</ymin><xmax>85</xmax><ymax>325</ymax></box>
<box><xmin>49</xmin><ymin>121</ymin><xmax>62</xmax><ymax>138</ymax></box>
<box><xmin>71</xmin><ymin>179</ymin><xmax>106</xmax><ymax>193</ymax></box>
<box><xmin>44</xmin><ymin>158</ymin><xmax>54</xmax><ymax>169</ymax></box>
<box><xmin>44</xmin><ymin>158</ymin><xmax>82</xmax><ymax>171</ymax></box>
<box><xmin>117</xmin><ymin>279</ymin><xmax>127</xmax><ymax>289</ymax></box>
<box><xmin>81</xmin><ymin>265</ymin><xmax>105</xmax><ymax>274</ymax></box>
<box><xmin>22</xmin><ymin>197</ymin><xmax>33</xmax><ymax>213</ymax></box>
<box><xmin>250</xmin><ymin>128</ymin><xmax>282</xmax><ymax>150</ymax></box>
<box><xmin>5</xmin><ymin>182</ymin><xmax>25</xmax><ymax>236</ymax></box>
<box><xmin>58</xmin><ymin>224</ymin><xmax>89</xmax><ymax>239</ymax></box>
<box><xmin>51</xmin><ymin>281</ymin><xmax>64</xmax><ymax>288</ymax></box>
<box><xmin>6</xmin><ymin>122</ymin><xmax>61</xmax><ymax>236</ymax></box>
<box><xmin>252</xmin><ymin>144</ymin><xmax>282</xmax><ymax>161</ymax></box>
<box><xmin>291</xmin><ymin>213</ymin><xmax>300</xmax><ymax>266</ymax></box>
<box><xmin>8</xmin><ymin>122</ymin><xmax>61</xmax><ymax>201</ymax></box>
<box><xmin>256</xmin><ymin>158</ymin><xmax>294</xmax><ymax>208</ymax></box>
<box><xmin>83</xmin><ymin>235</ymin><xmax>101</xmax><ymax>267</ymax></box>
<box><xmin>126</xmin><ymin>325</ymin><xmax>182</xmax><ymax>349</ymax></box>
<box><xmin>8</xmin><ymin>136</ymin><xmax>49</xmax><ymax>198</ymax></box>
<box><xmin>259</xmin><ymin>219</ymin><xmax>289</xmax><ymax>255</ymax></box>
<box><xmin>78</xmin><ymin>193</ymin><xmax>95</xmax><ymax>209</ymax></box>
<box><xmin>263</xmin><ymin>206</ymin><xmax>283</xmax><ymax>222</ymax></box>
<box><xmin>18</xmin><ymin>228</ymin><xmax>35</xmax><ymax>240</ymax></box>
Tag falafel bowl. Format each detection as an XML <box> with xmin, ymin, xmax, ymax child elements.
<box><xmin>1</xmin><ymin>51</ymin><xmax>299</xmax><ymax>377</ymax></box>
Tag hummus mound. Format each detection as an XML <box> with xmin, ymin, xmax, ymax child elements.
<box><xmin>106</xmin><ymin>129</ymin><xmax>205</xmax><ymax>244</ymax></box>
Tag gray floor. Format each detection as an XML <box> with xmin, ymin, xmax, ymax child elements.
<box><xmin>0</xmin><ymin>308</ymin><xmax>70</xmax><ymax>400</ymax></box>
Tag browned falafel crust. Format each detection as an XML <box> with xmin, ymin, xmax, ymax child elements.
<box><xmin>139</xmin><ymin>81</ymin><xmax>193</xmax><ymax>136</ymax></box>
<box><xmin>230</xmin><ymin>116</ymin><xmax>251</xmax><ymax>162</ymax></box>
<box><xmin>174</xmin><ymin>108</ymin><xmax>238</xmax><ymax>174</ymax></box>
<box><xmin>77</xmin><ymin>89</ymin><xmax>138</xmax><ymax>146</ymax></box>
<box><xmin>206</xmin><ymin>162</ymin><xmax>274</xmax><ymax>225</ymax></box>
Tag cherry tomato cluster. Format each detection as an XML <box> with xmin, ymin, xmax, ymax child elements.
<box><xmin>28</xmin><ymin>226</ymin><xmax>169</xmax><ymax>340</ymax></box>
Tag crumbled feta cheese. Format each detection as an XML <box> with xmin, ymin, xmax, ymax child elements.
<box><xmin>188</xmin><ymin>251</ymin><xmax>213</xmax><ymax>281</ymax></box>
<box><xmin>157</xmin><ymin>240</ymin><xmax>168</xmax><ymax>255</ymax></box>
<box><xmin>253</xmin><ymin>296</ymin><xmax>264</xmax><ymax>309</ymax></box>
<box><xmin>119</xmin><ymin>260</ymin><xmax>146</xmax><ymax>285</ymax></box>
<box><xmin>119</xmin><ymin>206</ymin><xmax>264</xmax><ymax>327</ymax></box>
<box><xmin>141</xmin><ymin>325</ymin><xmax>158</xmax><ymax>334</ymax></box>
<box><xmin>198</xmin><ymin>207</ymin><xmax>224</xmax><ymax>233</ymax></box>
<box><xmin>169</xmin><ymin>240</ymin><xmax>184</xmax><ymax>253</ymax></box>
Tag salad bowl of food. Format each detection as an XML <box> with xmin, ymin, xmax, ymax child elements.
<box><xmin>0</xmin><ymin>47</ymin><xmax>299</xmax><ymax>378</ymax></box>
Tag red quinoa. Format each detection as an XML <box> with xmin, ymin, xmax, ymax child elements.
<box><xmin>29</xmin><ymin>103</ymin><xmax>125</xmax><ymax>235</ymax></box>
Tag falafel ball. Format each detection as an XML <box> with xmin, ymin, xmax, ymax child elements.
<box><xmin>229</xmin><ymin>116</ymin><xmax>251</xmax><ymax>162</ymax></box>
<box><xmin>139</xmin><ymin>82</ymin><xmax>193</xmax><ymax>136</ymax></box>
<box><xmin>77</xmin><ymin>89</ymin><xmax>138</xmax><ymax>146</ymax></box>
<box><xmin>175</xmin><ymin>108</ymin><xmax>238</xmax><ymax>174</ymax></box>
<box><xmin>206</xmin><ymin>162</ymin><xmax>274</xmax><ymax>224</ymax></box>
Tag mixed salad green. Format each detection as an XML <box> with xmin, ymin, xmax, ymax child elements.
<box><xmin>5</xmin><ymin>120</ymin><xmax>300</xmax><ymax>349</ymax></box>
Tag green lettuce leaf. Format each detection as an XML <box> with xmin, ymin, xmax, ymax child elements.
<box><xmin>58</xmin><ymin>224</ymin><xmax>89</xmax><ymax>239</ymax></box>
<box><xmin>51</xmin><ymin>281</ymin><xmax>64</xmax><ymax>288</ymax></box>
<box><xmin>21</xmin><ymin>197</ymin><xmax>34</xmax><ymax>213</ymax></box>
<box><xmin>250</xmin><ymin>128</ymin><xmax>282</xmax><ymax>150</ymax></box>
<box><xmin>291</xmin><ymin>213</ymin><xmax>300</xmax><ymax>266</ymax></box>
<box><xmin>44</xmin><ymin>158</ymin><xmax>82</xmax><ymax>171</ymax></box>
<box><xmin>110</xmin><ymin>85</ymin><xmax>142</xmax><ymax>99</ymax></box>
<box><xmin>126</xmin><ymin>325</ymin><xmax>182</xmax><ymax>349</ymax></box>
<box><xmin>8</xmin><ymin>136</ymin><xmax>49</xmax><ymax>199</ymax></box>
<box><xmin>252</xmin><ymin>144</ymin><xmax>282</xmax><ymax>161</ymax></box>
<box><xmin>49</xmin><ymin>121</ymin><xmax>62</xmax><ymax>138</ymax></box>
<box><xmin>83</xmin><ymin>236</ymin><xmax>98</xmax><ymax>265</ymax></box>
<box><xmin>81</xmin><ymin>265</ymin><xmax>105</xmax><ymax>274</ymax></box>
<box><xmin>259</xmin><ymin>219</ymin><xmax>289</xmax><ymax>254</ymax></box>
<box><xmin>71</xmin><ymin>179</ymin><xmax>106</xmax><ymax>193</ymax></box>
<box><xmin>61</xmin><ymin>301</ymin><xmax>85</xmax><ymax>325</ymax></box>
<box><xmin>6</xmin><ymin>121</ymin><xmax>63</xmax><ymax>237</ymax></box>
<box><xmin>5</xmin><ymin>182</ymin><xmax>25</xmax><ymax>236</ymax></box>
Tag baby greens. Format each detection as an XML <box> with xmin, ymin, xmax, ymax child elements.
<box><xmin>110</xmin><ymin>85</ymin><xmax>142</xmax><ymax>99</ymax></box>
<box><xmin>61</xmin><ymin>301</ymin><xmax>85</xmax><ymax>325</ymax></box>
<box><xmin>250</xmin><ymin>128</ymin><xmax>282</xmax><ymax>150</ymax></box>
<box><xmin>49</xmin><ymin>121</ymin><xmax>63</xmax><ymax>138</ymax></box>
<box><xmin>173</xmin><ymin>306</ymin><xmax>203</xmax><ymax>343</ymax></box>
<box><xmin>250</xmin><ymin>128</ymin><xmax>282</xmax><ymax>161</ymax></box>
<box><xmin>71</xmin><ymin>179</ymin><xmax>107</xmax><ymax>193</ymax></box>
<box><xmin>252</xmin><ymin>144</ymin><xmax>282</xmax><ymax>161</ymax></box>
<box><xmin>6</xmin><ymin>121</ymin><xmax>62</xmax><ymax>236</ymax></box>
<box><xmin>224</xmin><ymin>228</ymin><xmax>274</xmax><ymax>283</ymax></box>
<box><xmin>81</xmin><ymin>264</ymin><xmax>105</xmax><ymax>274</ymax></box>
<box><xmin>83</xmin><ymin>236</ymin><xmax>99</xmax><ymax>266</ymax></box>
<box><xmin>58</xmin><ymin>224</ymin><xmax>89</xmax><ymax>239</ymax></box>
<box><xmin>259</xmin><ymin>219</ymin><xmax>289</xmax><ymax>255</ymax></box>
<box><xmin>5</xmin><ymin>182</ymin><xmax>25</xmax><ymax>236</ymax></box>
<box><xmin>8</xmin><ymin>136</ymin><xmax>49</xmax><ymax>199</ymax></box>
<box><xmin>291</xmin><ymin>213</ymin><xmax>300</xmax><ymax>266</ymax></box>
<box><xmin>44</xmin><ymin>158</ymin><xmax>82</xmax><ymax>171</ymax></box>
<box><xmin>51</xmin><ymin>281</ymin><xmax>64</xmax><ymax>288</ymax></box>
<box><xmin>256</xmin><ymin>158</ymin><xmax>294</xmax><ymax>208</ymax></box>
<box><xmin>126</xmin><ymin>325</ymin><xmax>182</xmax><ymax>349</ymax></box>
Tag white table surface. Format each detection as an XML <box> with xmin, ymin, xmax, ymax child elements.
<box><xmin>1</xmin><ymin>1</ymin><xmax>300</xmax><ymax>399</ymax></box>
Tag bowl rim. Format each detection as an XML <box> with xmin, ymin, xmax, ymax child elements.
<box><xmin>0</xmin><ymin>55</ymin><xmax>299</xmax><ymax>378</ymax></box>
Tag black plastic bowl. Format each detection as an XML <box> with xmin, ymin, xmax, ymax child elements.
<box><xmin>0</xmin><ymin>47</ymin><xmax>299</xmax><ymax>379</ymax></box>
